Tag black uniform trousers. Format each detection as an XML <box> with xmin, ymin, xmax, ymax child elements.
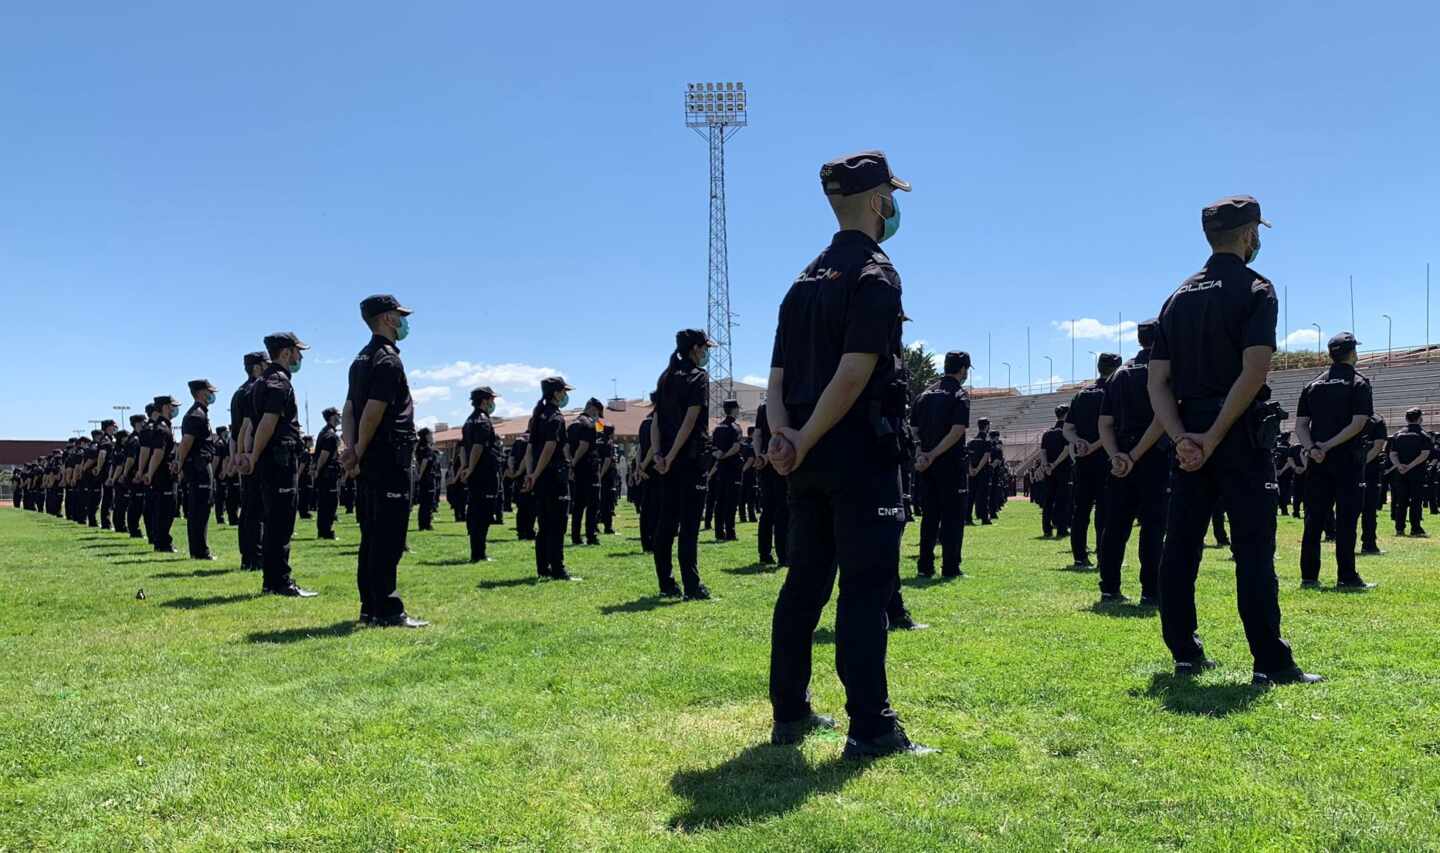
<box><xmin>1392</xmin><ymin>469</ymin><xmax>1426</xmax><ymax>533</ymax></box>
<box><xmin>758</xmin><ymin>466</ymin><xmax>790</xmax><ymax>564</ymax></box>
<box><xmin>601</xmin><ymin>475</ymin><xmax>619</xmax><ymax>533</ymax></box>
<box><xmin>258</xmin><ymin>450</ymin><xmax>299</xmax><ymax>591</ymax></box>
<box><xmin>1300</xmin><ymin>450</ymin><xmax>1363</xmax><ymax>583</ymax></box>
<box><xmin>1158</xmin><ymin>410</ymin><xmax>1295</xmax><ymax>674</ymax></box>
<box><xmin>1360</xmin><ymin>465</ymin><xmax>1382</xmax><ymax>550</ymax></box>
<box><xmin>449</xmin><ymin>482</ymin><xmax>467</xmax><ymax>522</ymax></box>
<box><xmin>113</xmin><ymin>484</ymin><xmax>130</xmax><ymax>534</ymax></box>
<box><xmin>770</xmin><ymin>457</ymin><xmax>903</xmax><ymax>741</ymax></box>
<box><xmin>467</xmin><ymin>473</ymin><xmax>497</xmax><ymax>561</ymax></box>
<box><xmin>99</xmin><ymin>483</ymin><xmax>114</xmax><ymax>529</ymax></box>
<box><xmin>713</xmin><ymin>461</ymin><xmax>741</xmax><ymax>540</ymax></box>
<box><xmin>917</xmin><ymin>466</ymin><xmax>966</xmax><ymax>576</ymax></box>
<box><xmin>638</xmin><ymin>477</ymin><xmax>658</xmax><ymax>553</ymax></box>
<box><xmin>1098</xmin><ymin>448</ymin><xmax>1168</xmax><ymax>599</ymax></box>
<box><xmin>1070</xmin><ymin>452</ymin><xmax>1108</xmax><ymax>564</ymax></box>
<box><xmin>148</xmin><ymin>480</ymin><xmax>176</xmax><ymax>550</ymax></box>
<box><xmin>514</xmin><ymin>485</ymin><xmax>536</xmax><ymax>540</ymax></box>
<box><xmin>356</xmin><ymin>463</ymin><xmax>411</xmax><ymax>619</ymax></box>
<box><xmin>316</xmin><ymin>473</ymin><xmax>339</xmax><ymax>539</ymax></box>
<box><xmin>224</xmin><ymin>478</ymin><xmax>241</xmax><ymax>525</ymax></box>
<box><xmin>183</xmin><ymin>467</ymin><xmax>213</xmax><ymax>558</ymax></box>
<box><xmin>970</xmin><ymin>471</ymin><xmax>992</xmax><ymax>523</ymax></box>
<box><xmin>741</xmin><ymin>470</ymin><xmax>758</xmax><ymax>523</ymax></box>
<box><xmin>239</xmin><ymin>474</ymin><xmax>265</xmax><ymax>569</ymax></box>
<box><xmin>214</xmin><ymin>480</ymin><xmax>226</xmax><ymax>524</ymax></box>
<box><xmin>1043</xmin><ymin>469</ymin><xmax>1071</xmax><ymax>537</ymax></box>
<box><xmin>570</xmin><ymin>468</ymin><xmax>600</xmax><ymax>544</ymax></box>
<box><xmin>416</xmin><ymin>478</ymin><xmax>437</xmax><ymax>530</ymax></box>
<box><xmin>298</xmin><ymin>476</ymin><xmax>314</xmax><ymax>519</ymax></box>
<box><xmin>652</xmin><ymin>458</ymin><xmax>707</xmax><ymax>593</ymax></box>
<box><xmin>125</xmin><ymin>481</ymin><xmax>145</xmax><ymax>536</ymax></box>
<box><xmin>1277</xmin><ymin>474</ymin><xmax>1294</xmax><ymax>515</ymax></box>
<box><xmin>1211</xmin><ymin>502</ymin><xmax>1229</xmax><ymax>545</ymax></box>
<box><xmin>533</xmin><ymin>477</ymin><xmax>570</xmax><ymax>577</ymax></box>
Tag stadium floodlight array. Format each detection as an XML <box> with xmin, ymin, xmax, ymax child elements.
<box><xmin>684</xmin><ymin>81</ymin><xmax>748</xmax><ymax>128</ymax></box>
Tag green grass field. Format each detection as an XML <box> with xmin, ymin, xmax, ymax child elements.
<box><xmin>3</xmin><ymin>498</ymin><xmax>1439</xmax><ymax>851</ymax></box>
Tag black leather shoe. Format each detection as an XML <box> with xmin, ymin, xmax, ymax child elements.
<box><xmin>658</xmin><ymin>585</ymin><xmax>683</xmax><ymax>599</ymax></box>
<box><xmin>549</xmin><ymin>570</ymin><xmax>578</xmax><ymax>581</ymax></box>
<box><xmin>264</xmin><ymin>584</ymin><xmax>318</xmax><ymax>598</ymax></box>
<box><xmin>1138</xmin><ymin>595</ymin><xmax>1159</xmax><ymax>608</ymax></box>
<box><xmin>1252</xmin><ymin>667</ymin><xmax>1324</xmax><ymax>686</ymax></box>
<box><xmin>940</xmin><ymin>569</ymin><xmax>965</xmax><ymax>579</ymax></box>
<box><xmin>683</xmin><ymin>585</ymin><xmax>712</xmax><ymax>601</ymax></box>
<box><xmin>155</xmin><ymin>546</ymin><xmax>177</xmax><ymax>554</ymax></box>
<box><xmin>1300</xmin><ymin>579</ymin><xmax>1321</xmax><ymax>589</ymax></box>
<box><xmin>1410</xmin><ymin>527</ymin><xmax>1429</xmax><ymax>537</ymax></box>
<box><xmin>842</xmin><ymin>725</ymin><xmax>937</xmax><ymax>760</ymax></box>
<box><xmin>888</xmin><ymin>612</ymin><xmax>928</xmax><ymax>631</ymax></box>
<box><xmin>1174</xmin><ymin>658</ymin><xmax>1218</xmax><ymax>677</ymax></box>
<box><xmin>759</xmin><ymin>556</ymin><xmax>776</xmax><ymax>565</ymax></box>
<box><xmin>916</xmin><ymin>567</ymin><xmax>935</xmax><ymax>578</ymax></box>
<box><xmin>1336</xmin><ymin>578</ymin><xmax>1377</xmax><ymax>591</ymax></box>
<box><xmin>1359</xmin><ymin>546</ymin><xmax>1384</xmax><ymax>555</ymax></box>
<box><xmin>375</xmin><ymin>612</ymin><xmax>429</xmax><ymax>628</ymax></box>
<box><xmin>771</xmin><ymin>713</ymin><xmax>837</xmax><ymax>745</ymax></box>
<box><xmin>1099</xmin><ymin>592</ymin><xmax>1129</xmax><ymax>604</ymax></box>
<box><xmin>358</xmin><ymin>612</ymin><xmax>375</xmax><ymax>626</ymax></box>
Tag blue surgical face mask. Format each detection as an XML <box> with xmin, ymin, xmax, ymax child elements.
<box><xmin>879</xmin><ymin>195</ymin><xmax>901</xmax><ymax>243</ymax></box>
<box><xmin>396</xmin><ymin>316</ymin><xmax>410</xmax><ymax>341</ymax></box>
<box><xmin>290</xmin><ymin>359</ymin><xmax>302</xmax><ymax>374</ymax></box>
<box><xmin>557</xmin><ymin>392</ymin><xmax>570</xmax><ymax>409</ymax></box>
<box><xmin>697</xmin><ymin>348</ymin><xmax>710</xmax><ymax>368</ymax></box>
<box><xmin>205</xmin><ymin>392</ymin><xmax>216</xmax><ymax>405</ymax></box>
<box><xmin>483</xmin><ymin>400</ymin><xmax>496</xmax><ymax>415</ymax></box>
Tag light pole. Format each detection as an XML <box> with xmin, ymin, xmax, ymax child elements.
<box><xmin>1088</xmin><ymin>350</ymin><xmax>1098</xmax><ymax>381</ymax></box>
<box><xmin>1001</xmin><ymin>361</ymin><xmax>1012</xmax><ymax>391</ymax></box>
<box><xmin>1312</xmin><ymin>323</ymin><xmax>1322</xmax><ymax>354</ymax></box>
<box><xmin>1044</xmin><ymin>356</ymin><xmax>1054</xmax><ymax>393</ymax></box>
<box><xmin>1381</xmin><ymin>314</ymin><xmax>1392</xmax><ymax>365</ymax></box>
<box><xmin>113</xmin><ymin>404</ymin><xmax>129</xmax><ymax>425</ymax></box>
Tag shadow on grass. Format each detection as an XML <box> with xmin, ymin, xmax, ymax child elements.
<box><xmin>723</xmin><ymin>562</ymin><xmax>775</xmax><ymax>576</ymax></box>
<box><xmin>477</xmin><ymin>576</ymin><xmax>543</xmax><ymax>591</ymax></box>
<box><xmin>162</xmin><ymin>593</ymin><xmax>260</xmax><ymax>610</ymax></box>
<box><xmin>899</xmin><ymin>575</ymin><xmax>943</xmax><ymax>589</ymax></box>
<box><xmin>246</xmin><ymin>621</ymin><xmax>358</xmax><ymax>644</ymax></box>
<box><xmin>419</xmin><ymin>558</ymin><xmax>474</xmax><ymax>567</ymax></box>
<box><xmin>151</xmin><ymin>567</ymin><xmax>236</xmax><ymax>579</ymax></box>
<box><xmin>1137</xmin><ymin>673</ymin><xmax>1265</xmax><ymax>717</ymax></box>
<box><xmin>814</xmin><ymin>627</ymin><xmax>835</xmax><ymax>645</ymax></box>
<box><xmin>1086</xmin><ymin>601</ymin><xmax>1157</xmax><ymax>619</ymax></box>
<box><xmin>669</xmin><ymin>744</ymin><xmax>865</xmax><ymax>832</ymax></box>
<box><xmin>599</xmin><ymin>595</ymin><xmax>682</xmax><ymax>616</ymax></box>
<box><xmin>1057</xmin><ymin>563</ymin><xmax>1096</xmax><ymax>573</ymax></box>
<box><xmin>109</xmin><ymin>556</ymin><xmax>188</xmax><ymax>565</ymax></box>
<box><xmin>606</xmin><ymin>551</ymin><xmax>645</xmax><ymax>558</ymax></box>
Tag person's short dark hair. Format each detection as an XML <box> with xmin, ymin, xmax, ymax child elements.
<box><xmin>1137</xmin><ymin>318</ymin><xmax>1159</xmax><ymax>349</ymax></box>
<box><xmin>1406</xmin><ymin>406</ymin><xmax>1423</xmax><ymax>422</ymax></box>
<box><xmin>89</xmin><ymin>430</ymin><xmax>100</xmax><ymax>439</ymax></box>
<box><xmin>322</xmin><ymin>406</ymin><xmax>340</xmax><ymax>419</ymax></box>
<box><xmin>943</xmin><ymin>351</ymin><xmax>971</xmax><ymax>374</ymax></box>
<box><xmin>989</xmin><ymin>430</ymin><xmax>1000</xmax><ymax>439</ymax></box>
<box><xmin>144</xmin><ymin>403</ymin><xmax>156</xmax><ymax>416</ymax></box>
<box><xmin>675</xmin><ymin>328</ymin><xmax>714</xmax><ymax>352</ymax></box>
<box><xmin>977</xmin><ymin>417</ymin><xmax>991</xmax><ymax>428</ymax></box>
<box><xmin>586</xmin><ymin>397</ymin><xmax>605</xmax><ymax>411</ymax></box>
<box><xmin>244</xmin><ymin>351</ymin><xmax>267</xmax><ymax>370</ymax></box>
<box><xmin>418</xmin><ymin>427</ymin><xmax>432</xmax><ymax>436</ymax></box>
<box><xmin>722</xmin><ymin>398</ymin><xmax>740</xmax><ymax>411</ymax></box>
<box><xmin>130</xmin><ymin>414</ymin><xmax>146</xmax><ymax>425</ymax></box>
<box><xmin>1055</xmin><ymin>404</ymin><xmax>1069</xmax><ymax>418</ymax></box>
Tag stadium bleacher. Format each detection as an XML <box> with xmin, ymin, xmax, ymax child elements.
<box><xmin>974</xmin><ymin>357</ymin><xmax>1440</xmax><ymax>471</ymax></box>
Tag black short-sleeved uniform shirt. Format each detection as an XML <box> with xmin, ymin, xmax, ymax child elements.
<box><xmin>416</xmin><ymin>443</ymin><xmax>438</xmax><ymax>483</ymax></box>
<box><xmin>593</xmin><ymin>427</ymin><xmax>614</xmax><ymax>470</ymax></box>
<box><xmin>636</xmin><ymin>415</ymin><xmax>654</xmax><ymax>473</ymax></box>
<box><xmin>144</xmin><ymin>417</ymin><xmax>176</xmax><ymax>483</ymax></box>
<box><xmin>230</xmin><ymin>379</ymin><xmax>256</xmax><ymax>437</ymax></box>
<box><xmin>526</xmin><ymin>401</ymin><xmax>569</xmax><ymax>483</ymax></box>
<box><xmin>965</xmin><ymin>436</ymin><xmax>991</xmax><ymax>471</ymax></box>
<box><xmin>1295</xmin><ymin>363</ymin><xmax>1373</xmax><ymax>448</ymax></box>
<box><xmin>251</xmin><ymin>363</ymin><xmax>302</xmax><ymax>455</ymax></box>
<box><xmin>654</xmin><ymin>354</ymin><xmax>710</xmax><ymax>460</ymax></box>
<box><xmin>1390</xmin><ymin>423</ymin><xmax>1434</xmax><ymax>466</ymax></box>
<box><xmin>567</xmin><ymin>415</ymin><xmax>598</xmax><ymax>473</ymax></box>
<box><xmin>1041</xmin><ymin>422</ymin><xmax>1071</xmax><ymax>475</ymax></box>
<box><xmin>314</xmin><ymin>425</ymin><xmax>340</xmax><ymax>477</ymax></box>
<box><xmin>1100</xmin><ymin>351</ymin><xmax>1156</xmax><ymax>446</ymax></box>
<box><xmin>346</xmin><ymin>334</ymin><xmax>416</xmax><ymax>469</ymax></box>
<box><xmin>1065</xmin><ymin>377</ymin><xmax>1109</xmax><ymax>444</ymax></box>
<box><xmin>181</xmin><ymin>403</ymin><xmax>215</xmax><ymax>469</ymax></box>
<box><xmin>712</xmin><ymin>416</ymin><xmax>742</xmax><ymax>470</ymax></box>
<box><xmin>212</xmin><ymin>436</ymin><xmax>229</xmax><ymax>473</ymax></box>
<box><xmin>96</xmin><ymin>437</ymin><xmax>116</xmax><ymax>478</ymax></box>
<box><xmin>910</xmin><ymin>376</ymin><xmax>970</xmax><ymax>474</ymax></box>
<box><xmin>1284</xmin><ymin>443</ymin><xmax>1306</xmax><ymax>473</ymax></box>
<box><xmin>1363</xmin><ymin>416</ymin><xmax>1388</xmax><ymax>474</ymax></box>
<box><xmin>509</xmin><ymin>436</ymin><xmax>529</xmax><ymax>472</ymax></box>
<box><xmin>124</xmin><ymin>432</ymin><xmax>143</xmax><ymax>477</ymax></box>
<box><xmin>754</xmin><ymin>404</ymin><xmax>772</xmax><ymax>456</ymax></box>
<box><xmin>1152</xmin><ymin>252</ymin><xmax>1278</xmax><ymax>401</ymax></box>
<box><xmin>80</xmin><ymin>442</ymin><xmax>99</xmax><ymax>480</ymax></box>
<box><xmin>463</xmin><ymin>409</ymin><xmax>502</xmax><ymax>478</ymax></box>
<box><xmin>770</xmin><ymin>230</ymin><xmax>903</xmax><ymax>469</ymax></box>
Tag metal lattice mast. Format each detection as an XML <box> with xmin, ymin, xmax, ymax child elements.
<box><xmin>685</xmin><ymin>81</ymin><xmax>747</xmax><ymax>411</ymax></box>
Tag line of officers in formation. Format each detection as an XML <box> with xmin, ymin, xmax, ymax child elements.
<box><xmin>12</xmin><ymin>149</ymin><xmax>1440</xmax><ymax>761</ymax></box>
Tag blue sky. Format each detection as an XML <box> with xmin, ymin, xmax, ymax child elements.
<box><xmin>3</xmin><ymin>1</ymin><xmax>1437</xmax><ymax>439</ymax></box>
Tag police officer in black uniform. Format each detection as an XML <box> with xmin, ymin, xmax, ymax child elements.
<box><xmin>754</xmin><ymin>399</ymin><xmax>789</xmax><ymax>566</ymax></box>
<box><xmin>911</xmin><ymin>351</ymin><xmax>972</xmax><ymax>578</ymax></box>
<box><xmin>739</xmin><ymin>427</ymin><xmax>759</xmax><ymax>524</ymax></box>
<box><xmin>766</xmin><ymin>150</ymin><xmax>931</xmax><ymax>757</ymax></box>
<box><xmin>233</xmin><ymin>351</ymin><xmax>268</xmax><ymax>570</ymax></box>
<box><xmin>415</xmin><ymin>428</ymin><xmax>440</xmax><ymax>531</ymax></box>
<box><xmin>94</xmin><ymin>420</ymin><xmax>118</xmax><ymax>528</ymax></box>
<box><xmin>1039</xmin><ymin>405</ymin><xmax>1073</xmax><ymax>539</ymax></box>
<box><xmin>598</xmin><ymin>422</ymin><xmax>620</xmax><ymax>534</ymax></box>
<box><xmin>1387</xmin><ymin>407</ymin><xmax>1432</xmax><ymax>536</ymax></box>
<box><xmin>122</xmin><ymin>411</ymin><xmax>148</xmax><ymax>536</ymax></box>
<box><xmin>1359</xmin><ymin>415</ymin><xmax>1388</xmax><ymax>554</ymax></box>
<box><xmin>213</xmin><ymin>426</ymin><xmax>231</xmax><ymax>525</ymax></box>
<box><xmin>1149</xmin><ymin>194</ymin><xmax>1319</xmax><ymax>685</ymax></box>
<box><xmin>1065</xmin><ymin>353</ymin><xmax>1120</xmax><ymax>567</ymax></box>
<box><xmin>141</xmin><ymin>395</ymin><xmax>182</xmax><ymax>553</ymax></box>
<box><xmin>651</xmin><ymin>330</ymin><xmax>715</xmax><ymax>600</ymax></box>
<box><xmin>710</xmin><ymin>398</ymin><xmax>744</xmax><ymax>541</ymax></box>
<box><xmin>244</xmin><ymin>332</ymin><xmax>318</xmax><ymax>598</ymax></box>
<box><xmin>297</xmin><ymin>436</ymin><xmax>316</xmax><ymax>520</ymax></box>
<box><xmin>966</xmin><ymin>417</ymin><xmax>992</xmax><ymax>525</ymax></box>
<box><xmin>635</xmin><ymin>400</ymin><xmax>659</xmax><ymax>553</ymax></box>
<box><xmin>1096</xmin><ymin>319</ymin><xmax>1167</xmax><ymax>605</ymax></box>
<box><xmin>461</xmin><ymin>386</ymin><xmax>503</xmax><ymax>563</ymax></box>
<box><xmin>313</xmin><ymin>408</ymin><xmax>342</xmax><ymax>539</ymax></box>
<box><xmin>567</xmin><ymin>397</ymin><xmax>604</xmax><ymax>546</ymax></box>
<box><xmin>506</xmin><ymin>432</ymin><xmax>534</xmax><ymax>540</ymax></box>
<box><xmin>1293</xmin><ymin>332</ymin><xmax>1375</xmax><ymax>589</ymax></box>
<box><xmin>523</xmin><ymin>376</ymin><xmax>577</xmax><ymax>581</ymax></box>
<box><xmin>341</xmin><ymin>296</ymin><xmax>425</xmax><ymax>625</ymax></box>
<box><xmin>178</xmin><ymin>379</ymin><xmax>219</xmax><ymax>560</ymax></box>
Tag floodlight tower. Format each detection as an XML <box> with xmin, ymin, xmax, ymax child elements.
<box><xmin>684</xmin><ymin>81</ymin><xmax>747</xmax><ymax>410</ymax></box>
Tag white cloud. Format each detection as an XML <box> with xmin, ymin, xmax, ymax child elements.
<box><xmin>410</xmin><ymin>361</ymin><xmax>558</xmax><ymax>389</ymax></box>
<box><xmin>411</xmin><ymin>385</ymin><xmax>452</xmax><ymax>404</ymax></box>
<box><xmin>416</xmin><ymin>415</ymin><xmax>441</xmax><ymax>431</ymax></box>
<box><xmin>739</xmin><ymin>374</ymin><xmax>769</xmax><ymax>387</ymax></box>
<box><xmin>1284</xmin><ymin>328</ymin><xmax>1321</xmax><ymax>348</ymax></box>
<box><xmin>1052</xmin><ymin>319</ymin><xmax>1138</xmax><ymax>341</ymax></box>
<box><xmin>494</xmin><ymin>400</ymin><xmax>530</xmax><ymax>419</ymax></box>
